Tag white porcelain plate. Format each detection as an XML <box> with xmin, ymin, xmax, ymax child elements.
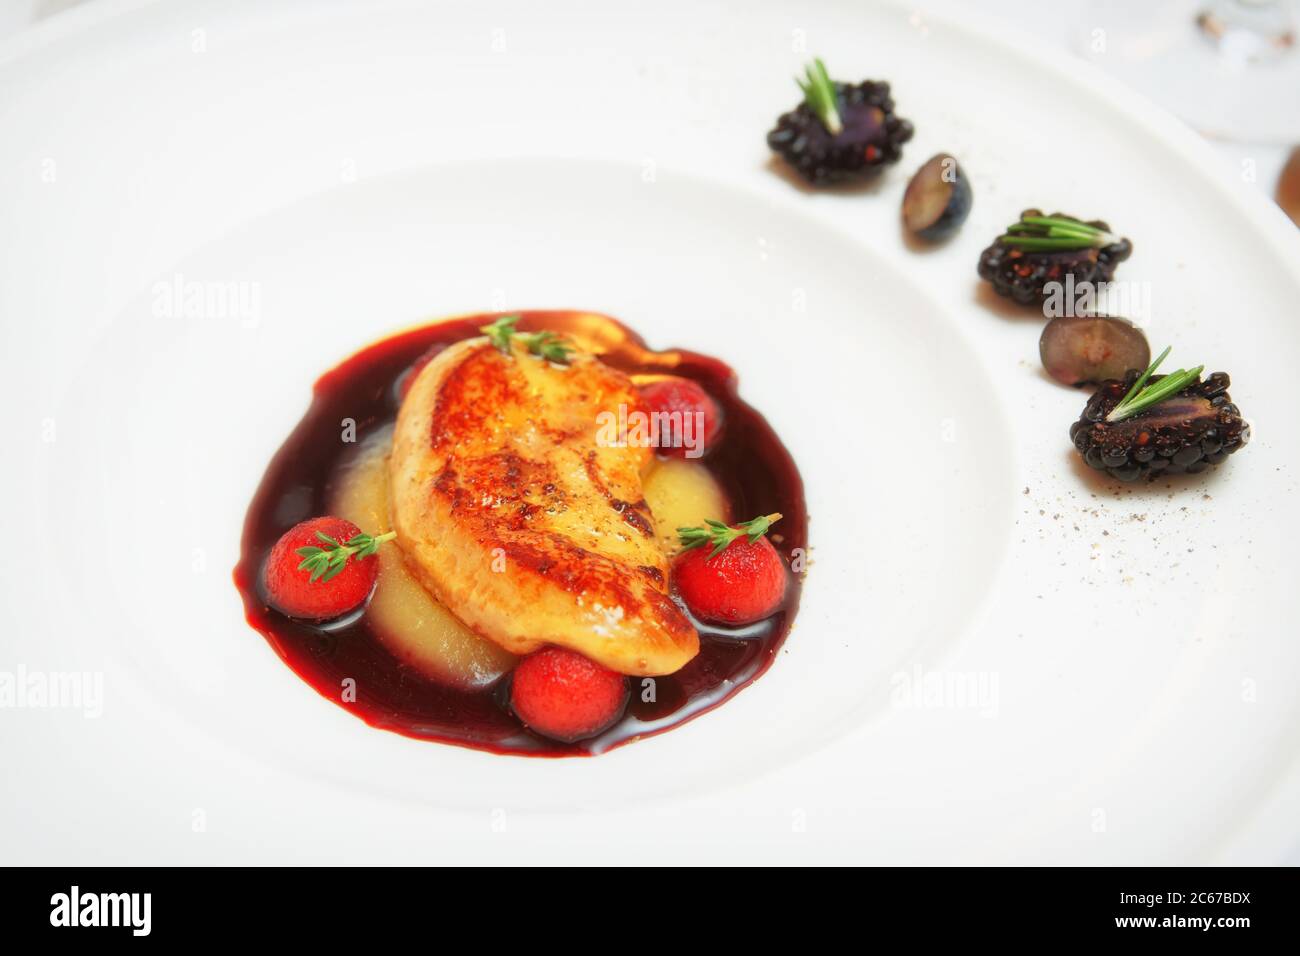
<box><xmin>2</xmin><ymin>0</ymin><xmax>1298</xmax><ymax>864</ymax></box>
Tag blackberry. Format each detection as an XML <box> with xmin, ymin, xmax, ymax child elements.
<box><xmin>1070</xmin><ymin>369</ymin><xmax>1249</xmax><ymax>482</ymax></box>
<box><xmin>767</xmin><ymin>59</ymin><xmax>913</xmax><ymax>186</ymax></box>
<box><xmin>978</xmin><ymin>210</ymin><xmax>1132</xmax><ymax>306</ymax></box>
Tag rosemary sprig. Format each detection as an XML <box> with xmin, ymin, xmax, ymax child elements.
<box><xmin>479</xmin><ymin>315</ymin><xmax>574</xmax><ymax>364</ymax></box>
<box><xmin>1105</xmin><ymin>346</ymin><xmax>1204</xmax><ymax>423</ymax></box>
<box><xmin>795</xmin><ymin>58</ymin><xmax>842</xmax><ymax>136</ymax></box>
<box><xmin>998</xmin><ymin>213</ymin><xmax>1118</xmax><ymax>252</ymax></box>
<box><xmin>520</xmin><ymin>330</ymin><xmax>574</xmax><ymax>363</ymax></box>
<box><xmin>678</xmin><ymin>513</ymin><xmax>782</xmax><ymax>560</ymax></box>
<box><xmin>296</xmin><ymin>530</ymin><xmax>395</xmax><ymax>583</ymax></box>
<box><xmin>482</xmin><ymin>314</ymin><xmax>518</xmax><ymax>352</ymax></box>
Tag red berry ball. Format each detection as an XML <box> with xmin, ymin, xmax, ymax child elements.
<box><xmin>263</xmin><ymin>516</ymin><xmax>379</xmax><ymax>621</ymax></box>
<box><xmin>510</xmin><ymin>647</ymin><xmax>629</xmax><ymax>743</ymax></box>
<box><xmin>673</xmin><ymin>536</ymin><xmax>787</xmax><ymax>626</ymax></box>
<box><xmin>639</xmin><ymin>377</ymin><xmax>723</xmax><ymax>458</ymax></box>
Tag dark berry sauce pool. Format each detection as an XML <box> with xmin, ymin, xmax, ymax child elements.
<box><xmin>233</xmin><ymin>311</ymin><xmax>807</xmax><ymax>756</ymax></box>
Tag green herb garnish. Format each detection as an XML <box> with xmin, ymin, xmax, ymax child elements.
<box><xmin>998</xmin><ymin>213</ymin><xmax>1119</xmax><ymax>252</ymax></box>
<box><xmin>678</xmin><ymin>513</ymin><xmax>782</xmax><ymax>560</ymax></box>
<box><xmin>796</xmin><ymin>58</ymin><xmax>842</xmax><ymax>136</ymax></box>
<box><xmin>480</xmin><ymin>315</ymin><xmax>574</xmax><ymax>364</ymax></box>
<box><xmin>1105</xmin><ymin>346</ymin><xmax>1205</xmax><ymax>423</ymax></box>
<box><xmin>296</xmin><ymin>530</ymin><xmax>395</xmax><ymax>583</ymax></box>
<box><xmin>482</xmin><ymin>314</ymin><xmax>519</xmax><ymax>352</ymax></box>
<box><xmin>519</xmin><ymin>330</ymin><xmax>573</xmax><ymax>363</ymax></box>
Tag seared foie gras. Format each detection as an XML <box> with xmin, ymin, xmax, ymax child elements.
<box><xmin>389</xmin><ymin>334</ymin><xmax>699</xmax><ymax>676</ymax></box>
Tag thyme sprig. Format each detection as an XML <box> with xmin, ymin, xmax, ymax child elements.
<box><xmin>998</xmin><ymin>213</ymin><xmax>1119</xmax><ymax>252</ymax></box>
<box><xmin>480</xmin><ymin>315</ymin><xmax>574</xmax><ymax>364</ymax></box>
<box><xmin>296</xmin><ymin>530</ymin><xmax>395</xmax><ymax>583</ymax></box>
<box><xmin>1105</xmin><ymin>346</ymin><xmax>1205</xmax><ymax>423</ymax></box>
<box><xmin>796</xmin><ymin>58</ymin><xmax>843</xmax><ymax>136</ymax></box>
<box><xmin>678</xmin><ymin>513</ymin><xmax>782</xmax><ymax>560</ymax></box>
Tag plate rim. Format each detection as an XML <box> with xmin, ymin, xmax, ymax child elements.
<box><xmin>3</xmin><ymin>0</ymin><xmax>1298</xmax><ymax>863</ymax></box>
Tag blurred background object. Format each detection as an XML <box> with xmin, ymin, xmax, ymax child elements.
<box><xmin>1198</xmin><ymin>0</ymin><xmax>1295</xmax><ymax>65</ymax></box>
<box><xmin>1278</xmin><ymin>147</ymin><xmax>1300</xmax><ymax>223</ymax></box>
<box><xmin>1073</xmin><ymin>0</ymin><xmax>1297</xmax><ymax>144</ymax></box>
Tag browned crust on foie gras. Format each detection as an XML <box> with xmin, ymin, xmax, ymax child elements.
<box><xmin>389</xmin><ymin>335</ymin><xmax>699</xmax><ymax>676</ymax></box>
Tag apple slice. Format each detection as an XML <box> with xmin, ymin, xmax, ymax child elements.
<box><xmin>642</xmin><ymin>458</ymin><xmax>730</xmax><ymax>554</ymax></box>
<box><xmin>330</xmin><ymin>428</ymin><xmax>515</xmax><ymax>688</ymax></box>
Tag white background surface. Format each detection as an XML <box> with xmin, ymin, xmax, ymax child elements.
<box><xmin>10</xmin><ymin>0</ymin><xmax>1288</xmax><ymax>197</ymax></box>
<box><xmin>1</xmin><ymin>0</ymin><xmax>1298</xmax><ymax>865</ymax></box>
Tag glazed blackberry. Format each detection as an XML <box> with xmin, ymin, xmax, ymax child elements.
<box><xmin>978</xmin><ymin>210</ymin><xmax>1132</xmax><ymax>306</ymax></box>
<box><xmin>767</xmin><ymin>59</ymin><xmax>913</xmax><ymax>186</ymax></box>
<box><xmin>1070</xmin><ymin>369</ymin><xmax>1249</xmax><ymax>482</ymax></box>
